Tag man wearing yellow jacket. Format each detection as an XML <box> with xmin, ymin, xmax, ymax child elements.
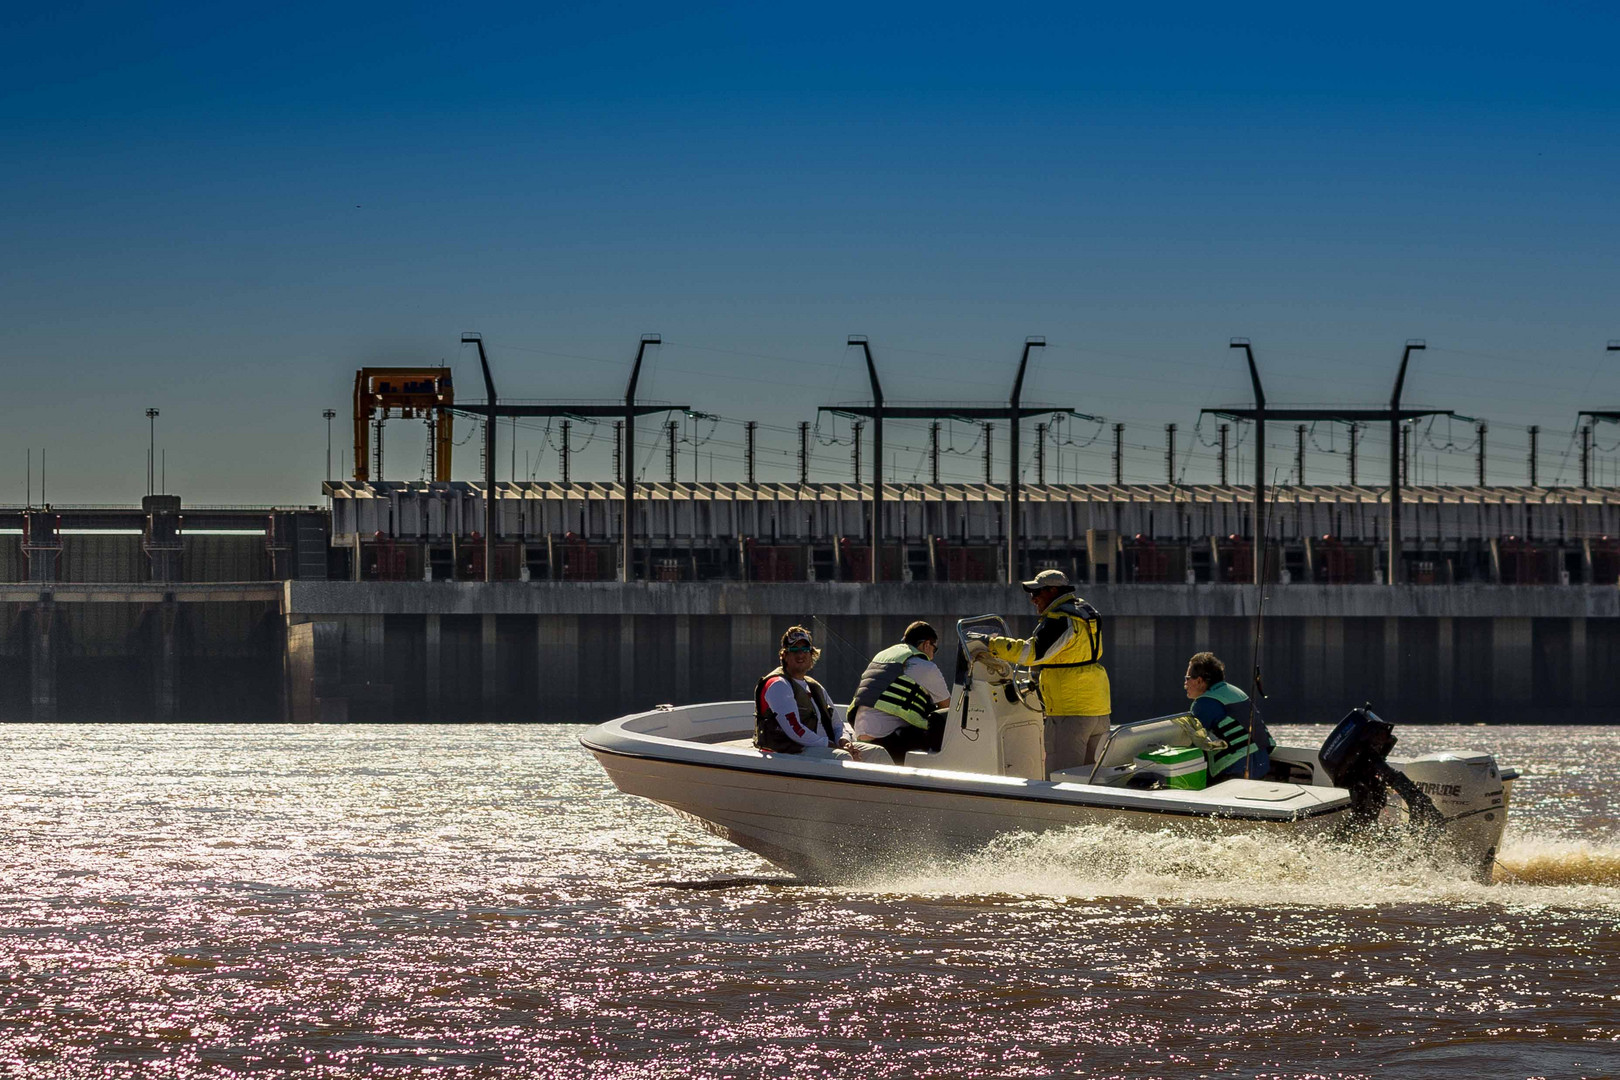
<box><xmin>979</xmin><ymin>568</ymin><xmax>1112</xmax><ymax>774</ymax></box>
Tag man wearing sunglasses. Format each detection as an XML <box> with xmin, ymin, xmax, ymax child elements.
<box><xmin>1184</xmin><ymin>651</ymin><xmax>1274</xmax><ymax>782</ymax></box>
<box><xmin>754</xmin><ymin>625</ymin><xmax>882</xmax><ymax>762</ymax></box>
<box><xmin>971</xmin><ymin>568</ymin><xmax>1111</xmax><ymax>774</ymax></box>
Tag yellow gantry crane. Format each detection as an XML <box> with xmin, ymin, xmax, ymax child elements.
<box><xmin>352</xmin><ymin>368</ymin><xmax>455</xmax><ymax>482</ymax></box>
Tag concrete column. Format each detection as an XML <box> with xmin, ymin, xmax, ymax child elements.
<box><xmin>619</xmin><ymin>614</ymin><xmax>637</xmax><ymax>711</ymax></box>
<box><xmin>1436</xmin><ymin>617</ymin><xmax>1454</xmax><ymax>722</ymax></box>
<box><xmin>277</xmin><ymin>613</ymin><xmax>291</xmax><ymax>723</ymax></box>
<box><xmin>1570</xmin><ymin>617</ymin><xmax>1588</xmax><ymax>708</ymax></box>
<box><xmin>1112</xmin><ymin>615</ymin><xmax>1154</xmax><ymax>716</ymax></box>
<box><xmin>288</xmin><ymin>619</ymin><xmax>349</xmax><ymax>723</ymax></box>
<box><xmin>154</xmin><ymin>601</ymin><xmax>178</xmax><ymax>722</ymax></box>
<box><xmin>1303</xmin><ymin>616</ymin><xmax>1325</xmax><ymax>708</ymax></box>
<box><xmin>424</xmin><ymin>614</ymin><xmax>441</xmax><ymax>707</ymax></box>
<box><xmin>537</xmin><ymin>615</ymin><xmax>580</xmax><ymax>718</ymax></box>
<box><xmin>732</xmin><ymin>615</ymin><xmax>773</xmax><ymax>687</ymax></box>
<box><xmin>1382</xmin><ymin>616</ymin><xmax>1400</xmax><ymax>709</ymax></box>
<box><xmin>350</xmin><ymin>615</ymin><xmax>385</xmax><ymax>687</ymax></box>
<box><xmin>1322</xmin><ymin>616</ymin><xmax>1345</xmax><ymax>708</ymax></box>
<box><xmin>1193</xmin><ymin>616</ymin><xmax>1210</xmax><ymax>650</ymax></box>
<box><xmin>674</xmin><ymin>614</ymin><xmax>691</xmax><ymax>704</ymax></box>
<box><xmin>1492</xmin><ymin>617</ymin><xmax>1533</xmax><ymax>706</ymax></box>
<box><xmin>30</xmin><ymin>600</ymin><xmax>55</xmax><ymax>722</ymax></box>
<box><xmin>481</xmin><ymin>613</ymin><xmax>499</xmax><ymax>709</ymax></box>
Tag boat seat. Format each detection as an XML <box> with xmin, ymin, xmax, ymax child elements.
<box><xmin>1093</xmin><ymin>718</ymin><xmax>1196</xmax><ymax>772</ymax></box>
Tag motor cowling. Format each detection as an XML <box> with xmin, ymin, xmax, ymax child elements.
<box><xmin>1320</xmin><ymin>707</ymin><xmax>1397</xmax><ymax>824</ymax></box>
<box><xmin>1319</xmin><ymin>707</ymin><xmax>1443</xmax><ymax>831</ymax></box>
<box><xmin>1394</xmin><ymin>752</ymin><xmax>1511</xmax><ymax>879</ymax></box>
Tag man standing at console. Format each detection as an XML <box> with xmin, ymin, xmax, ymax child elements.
<box><xmin>974</xmin><ymin>569</ymin><xmax>1111</xmax><ymax>773</ymax></box>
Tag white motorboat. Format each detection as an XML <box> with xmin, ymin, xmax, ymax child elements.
<box><xmin>582</xmin><ymin>616</ymin><xmax>1518</xmax><ymax>883</ymax></box>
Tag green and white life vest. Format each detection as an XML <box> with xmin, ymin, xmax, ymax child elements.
<box><xmin>849</xmin><ymin>643</ymin><xmax>936</xmax><ymax>730</ymax></box>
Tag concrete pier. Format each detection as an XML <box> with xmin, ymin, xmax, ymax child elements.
<box><xmin>283</xmin><ymin>582</ymin><xmax>1620</xmax><ymax>724</ymax></box>
<box><xmin>30</xmin><ymin>599</ymin><xmax>56</xmax><ymax>721</ymax></box>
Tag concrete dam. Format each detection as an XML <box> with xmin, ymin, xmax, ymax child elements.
<box><xmin>284</xmin><ymin>580</ymin><xmax>1617</xmax><ymax>726</ymax></box>
<box><xmin>5</xmin><ymin>484</ymin><xmax>1619</xmax><ymax>724</ymax></box>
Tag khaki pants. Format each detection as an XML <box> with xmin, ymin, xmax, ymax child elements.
<box><xmin>798</xmin><ymin>742</ymin><xmax>893</xmax><ymax>766</ymax></box>
<box><xmin>1045</xmin><ymin>714</ymin><xmax>1112</xmax><ymax>774</ymax></box>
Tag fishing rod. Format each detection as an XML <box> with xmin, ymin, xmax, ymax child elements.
<box><xmin>809</xmin><ymin>614</ymin><xmax>875</xmax><ymax>760</ymax></box>
<box><xmin>1248</xmin><ymin>471</ymin><xmax>1282</xmax><ymax>779</ymax></box>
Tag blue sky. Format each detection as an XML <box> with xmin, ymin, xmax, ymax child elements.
<box><xmin>4</xmin><ymin>2</ymin><xmax>1620</xmax><ymax>501</ymax></box>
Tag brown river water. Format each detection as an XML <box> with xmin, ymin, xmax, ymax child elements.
<box><xmin>1</xmin><ymin>723</ymin><xmax>1617</xmax><ymax>1079</ymax></box>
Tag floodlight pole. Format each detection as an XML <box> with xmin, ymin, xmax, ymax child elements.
<box><xmin>1231</xmin><ymin>340</ymin><xmax>1265</xmax><ymax>585</ymax></box>
<box><xmin>623</xmin><ymin>334</ymin><xmax>660</xmax><ymax>582</ymax></box>
<box><xmin>843</xmin><ymin>337</ymin><xmax>884</xmax><ymax>584</ymax></box>
<box><xmin>819</xmin><ymin>338</ymin><xmax>1071</xmax><ymax>585</ymax></box>
<box><xmin>461</xmin><ymin>333</ymin><xmax>497</xmax><ymax>583</ymax></box>
<box><xmin>146</xmin><ymin>408</ymin><xmax>160</xmax><ymax>496</ymax></box>
<box><xmin>1388</xmin><ymin>340</ymin><xmax>1425</xmax><ymax>585</ymax></box>
<box><xmin>322</xmin><ymin>409</ymin><xmax>337</xmax><ymax>481</ymax></box>
<box><xmin>1007</xmin><ymin>337</ymin><xmax>1045</xmax><ymax>584</ymax></box>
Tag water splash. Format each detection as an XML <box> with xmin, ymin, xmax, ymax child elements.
<box><xmin>1496</xmin><ymin>835</ymin><xmax>1620</xmax><ymax>887</ymax></box>
<box><xmin>854</xmin><ymin>822</ymin><xmax>1620</xmax><ymax>908</ymax></box>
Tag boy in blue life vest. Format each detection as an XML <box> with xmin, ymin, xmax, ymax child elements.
<box><xmin>1183</xmin><ymin>651</ymin><xmax>1276</xmax><ymax>782</ymax></box>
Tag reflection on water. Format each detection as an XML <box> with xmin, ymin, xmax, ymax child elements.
<box><xmin>0</xmin><ymin>723</ymin><xmax>1616</xmax><ymax>1078</ymax></box>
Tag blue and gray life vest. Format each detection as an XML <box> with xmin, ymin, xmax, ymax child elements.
<box><xmin>1196</xmin><ymin>681</ymin><xmax>1274</xmax><ymax>776</ymax></box>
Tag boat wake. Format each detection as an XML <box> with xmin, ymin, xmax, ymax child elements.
<box><xmin>852</xmin><ymin>823</ymin><xmax>1620</xmax><ymax>907</ymax></box>
<box><xmin>648</xmin><ymin>875</ymin><xmax>800</xmax><ymax>891</ymax></box>
<box><xmin>1495</xmin><ymin>836</ymin><xmax>1620</xmax><ymax>887</ymax></box>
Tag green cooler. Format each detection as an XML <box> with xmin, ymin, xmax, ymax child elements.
<box><xmin>1135</xmin><ymin>745</ymin><xmax>1209</xmax><ymax>790</ymax></box>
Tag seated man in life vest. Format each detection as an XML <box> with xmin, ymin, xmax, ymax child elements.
<box><xmin>754</xmin><ymin>626</ymin><xmax>888</xmax><ymax>763</ymax></box>
<box><xmin>849</xmin><ymin>621</ymin><xmax>952</xmax><ymax>765</ymax></box>
<box><xmin>1183</xmin><ymin>651</ymin><xmax>1277</xmax><ymax>782</ymax></box>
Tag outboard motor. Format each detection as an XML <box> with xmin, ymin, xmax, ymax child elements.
<box><xmin>1320</xmin><ymin>707</ymin><xmax>1515</xmax><ymax>882</ymax></box>
<box><xmin>1319</xmin><ymin>708</ymin><xmax>1444</xmax><ymax>832</ymax></box>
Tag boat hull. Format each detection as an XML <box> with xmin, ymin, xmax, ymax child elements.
<box><xmin>587</xmin><ymin>739</ymin><xmax>1345</xmax><ymax>882</ymax></box>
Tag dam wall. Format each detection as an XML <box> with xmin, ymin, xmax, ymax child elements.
<box><xmin>1</xmin><ymin>491</ymin><xmax>1614</xmax><ymax>724</ymax></box>
<box><xmin>284</xmin><ymin>582</ymin><xmax>1620</xmax><ymax>726</ymax></box>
